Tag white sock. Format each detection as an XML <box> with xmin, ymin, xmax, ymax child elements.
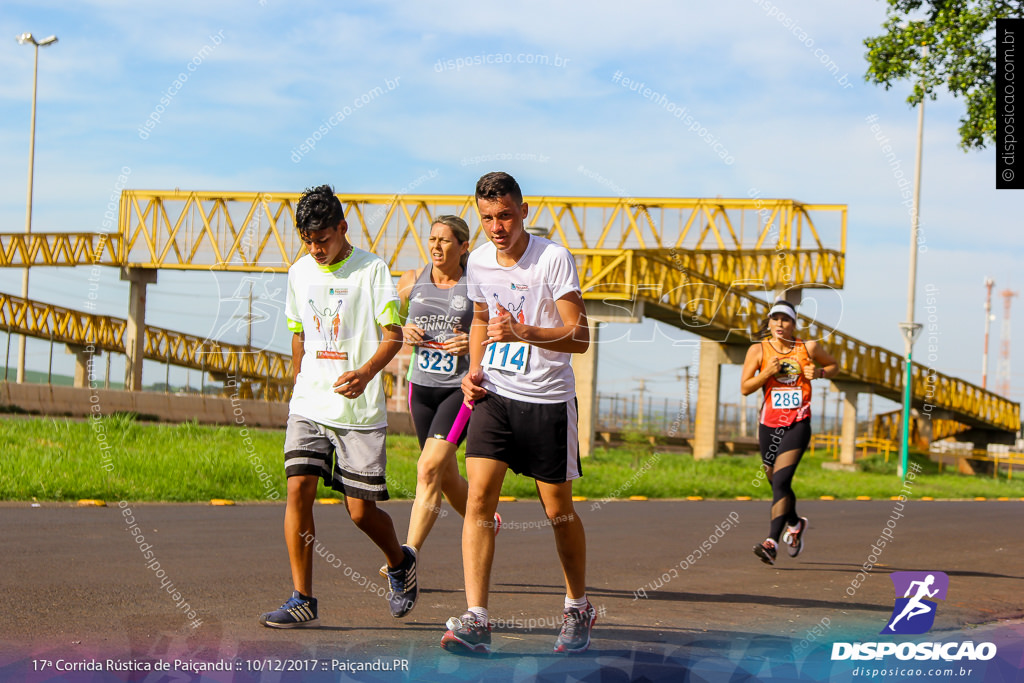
<box><xmin>565</xmin><ymin>595</ymin><xmax>589</xmax><ymax>611</ymax></box>
<box><xmin>468</xmin><ymin>606</ymin><xmax>488</xmax><ymax>626</ymax></box>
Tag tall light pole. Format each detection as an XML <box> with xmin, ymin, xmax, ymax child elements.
<box><xmin>899</xmin><ymin>46</ymin><xmax>926</xmax><ymax>480</ymax></box>
<box><xmin>15</xmin><ymin>32</ymin><xmax>58</xmax><ymax>384</ymax></box>
<box><xmin>983</xmin><ymin>278</ymin><xmax>995</xmax><ymax>389</ymax></box>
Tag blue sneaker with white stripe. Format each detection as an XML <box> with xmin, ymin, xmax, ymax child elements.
<box><xmin>386</xmin><ymin>545</ymin><xmax>418</xmax><ymax>618</ymax></box>
<box><xmin>259</xmin><ymin>590</ymin><xmax>319</xmax><ymax>628</ymax></box>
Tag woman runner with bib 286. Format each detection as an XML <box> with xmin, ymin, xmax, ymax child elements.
<box><xmin>740</xmin><ymin>299</ymin><xmax>838</xmax><ymax>565</ymax></box>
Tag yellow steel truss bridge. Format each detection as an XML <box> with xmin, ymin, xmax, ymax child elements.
<box><xmin>0</xmin><ymin>190</ymin><xmax>1014</xmax><ymax>434</ymax></box>
<box><xmin>0</xmin><ymin>291</ymin><xmax>291</xmax><ymax>400</ymax></box>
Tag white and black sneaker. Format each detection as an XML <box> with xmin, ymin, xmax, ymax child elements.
<box><xmin>782</xmin><ymin>517</ymin><xmax>808</xmax><ymax>558</ymax></box>
<box><xmin>441</xmin><ymin>612</ymin><xmax>492</xmax><ymax>654</ymax></box>
<box><xmin>553</xmin><ymin>601</ymin><xmax>597</xmax><ymax>654</ymax></box>
<box><xmin>753</xmin><ymin>538</ymin><xmax>778</xmax><ymax>565</ymax></box>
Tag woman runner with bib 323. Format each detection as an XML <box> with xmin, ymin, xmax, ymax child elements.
<box><xmin>389</xmin><ymin>216</ymin><xmax>500</xmax><ymax>582</ymax></box>
<box><xmin>740</xmin><ymin>299</ymin><xmax>838</xmax><ymax>565</ymax></box>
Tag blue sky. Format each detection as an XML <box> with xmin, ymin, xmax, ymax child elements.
<box><xmin>1</xmin><ymin>1</ymin><xmax>1020</xmax><ymax>416</ymax></box>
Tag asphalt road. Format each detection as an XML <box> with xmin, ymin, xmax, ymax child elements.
<box><xmin>2</xmin><ymin>499</ymin><xmax>1023</xmax><ymax>682</ymax></box>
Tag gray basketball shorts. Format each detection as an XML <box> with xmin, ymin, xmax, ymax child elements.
<box><xmin>283</xmin><ymin>414</ymin><xmax>389</xmax><ymax>501</ymax></box>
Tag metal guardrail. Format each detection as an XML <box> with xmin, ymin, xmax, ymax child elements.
<box><xmin>810</xmin><ymin>433</ymin><xmax>898</xmax><ymax>462</ymax></box>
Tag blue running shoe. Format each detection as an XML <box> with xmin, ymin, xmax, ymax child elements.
<box><xmin>259</xmin><ymin>590</ymin><xmax>318</xmax><ymax>628</ymax></box>
<box><xmin>386</xmin><ymin>545</ymin><xmax>418</xmax><ymax>618</ymax></box>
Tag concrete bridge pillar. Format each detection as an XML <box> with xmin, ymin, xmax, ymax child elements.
<box><xmin>66</xmin><ymin>344</ymin><xmax>101</xmax><ymax>388</ymax></box>
<box><xmin>693</xmin><ymin>340</ymin><xmax>747</xmax><ymax>460</ymax></box>
<box><xmin>774</xmin><ymin>288</ymin><xmax>802</xmax><ymax>307</ymax></box>
<box><xmin>918</xmin><ymin>408</ymin><xmax>954</xmax><ymax>446</ymax></box>
<box><xmin>572</xmin><ymin>299</ymin><xmax>645</xmax><ymax>458</ymax></box>
<box><xmin>571</xmin><ymin>319</ymin><xmax>600</xmax><ymax>459</ymax></box>
<box><xmin>120</xmin><ymin>268</ymin><xmax>158</xmax><ymax>392</ymax></box>
<box><xmin>832</xmin><ymin>381</ymin><xmax>864</xmax><ymax>466</ymax></box>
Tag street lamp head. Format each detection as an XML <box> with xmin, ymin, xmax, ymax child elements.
<box><xmin>16</xmin><ymin>33</ymin><xmax>58</xmax><ymax>47</ymax></box>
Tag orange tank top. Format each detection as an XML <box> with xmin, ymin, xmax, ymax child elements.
<box><xmin>758</xmin><ymin>339</ymin><xmax>812</xmax><ymax>428</ymax></box>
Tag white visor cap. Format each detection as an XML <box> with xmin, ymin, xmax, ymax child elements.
<box><xmin>768</xmin><ymin>301</ymin><xmax>797</xmax><ymax>320</ymax></box>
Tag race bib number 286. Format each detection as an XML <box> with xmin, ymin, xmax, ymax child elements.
<box><xmin>770</xmin><ymin>388</ymin><xmax>802</xmax><ymax>410</ymax></box>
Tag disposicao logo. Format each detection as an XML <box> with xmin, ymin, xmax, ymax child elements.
<box><xmin>883</xmin><ymin>571</ymin><xmax>948</xmax><ymax>635</ymax></box>
<box><xmin>831</xmin><ymin>570</ymin><xmax>997</xmax><ymax>662</ymax></box>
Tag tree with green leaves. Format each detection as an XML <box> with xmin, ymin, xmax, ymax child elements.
<box><xmin>864</xmin><ymin>0</ymin><xmax>1021</xmax><ymax>151</ymax></box>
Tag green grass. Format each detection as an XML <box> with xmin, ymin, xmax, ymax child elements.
<box><xmin>2</xmin><ymin>416</ymin><xmax>1023</xmax><ymax>502</ymax></box>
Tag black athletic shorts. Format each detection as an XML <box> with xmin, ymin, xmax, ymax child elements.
<box><xmin>408</xmin><ymin>383</ymin><xmax>470</xmax><ymax>450</ymax></box>
<box><xmin>758</xmin><ymin>418</ymin><xmax>811</xmax><ymax>466</ymax></box>
<box><xmin>465</xmin><ymin>393</ymin><xmax>581</xmax><ymax>484</ymax></box>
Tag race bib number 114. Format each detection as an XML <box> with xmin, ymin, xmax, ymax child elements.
<box><xmin>482</xmin><ymin>341</ymin><xmax>530</xmax><ymax>374</ymax></box>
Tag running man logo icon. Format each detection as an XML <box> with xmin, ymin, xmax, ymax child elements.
<box><xmin>308</xmin><ymin>299</ymin><xmax>343</xmax><ymax>351</ymax></box>
<box><xmin>882</xmin><ymin>571</ymin><xmax>949</xmax><ymax>635</ymax></box>
<box><xmin>492</xmin><ymin>293</ymin><xmax>527</xmax><ymax>323</ymax></box>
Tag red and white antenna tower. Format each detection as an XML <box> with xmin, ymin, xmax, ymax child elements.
<box><xmin>997</xmin><ymin>288</ymin><xmax>1018</xmax><ymax>398</ymax></box>
<box><xmin>982</xmin><ymin>278</ymin><xmax>994</xmax><ymax>389</ymax></box>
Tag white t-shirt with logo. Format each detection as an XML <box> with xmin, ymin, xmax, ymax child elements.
<box><xmin>466</xmin><ymin>235</ymin><xmax>581</xmax><ymax>404</ymax></box>
<box><xmin>285</xmin><ymin>248</ymin><xmax>399</xmax><ymax>429</ymax></box>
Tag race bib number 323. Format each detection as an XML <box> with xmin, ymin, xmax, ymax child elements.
<box><xmin>416</xmin><ymin>347</ymin><xmax>456</xmax><ymax>375</ymax></box>
<box><xmin>482</xmin><ymin>341</ymin><xmax>530</xmax><ymax>374</ymax></box>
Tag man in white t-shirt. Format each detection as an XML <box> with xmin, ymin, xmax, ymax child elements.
<box><xmin>440</xmin><ymin>172</ymin><xmax>594</xmax><ymax>655</ymax></box>
<box><xmin>259</xmin><ymin>184</ymin><xmax>418</xmax><ymax>628</ymax></box>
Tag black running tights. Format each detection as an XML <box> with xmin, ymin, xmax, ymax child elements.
<box><xmin>758</xmin><ymin>419</ymin><xmax>811</xmax><ymax>542</ymax></box>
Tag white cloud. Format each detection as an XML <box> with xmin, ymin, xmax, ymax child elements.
<box><xmin>0</xmin><ymin>0</ymin><xmax>1019</xmax><ymax>400</ymax></box>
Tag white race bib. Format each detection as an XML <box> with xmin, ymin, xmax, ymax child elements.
<box><xmin>482</xmin><ymin>341</ymin><xmax>530</xmax><ymax>374</ymax></box>
<box><xmin>770</xmin><ymin>388</ymin><xmax>802</xmax><ymax>410</ymax></box>
<box><xmin>416</xmin><ymin>347</ymin><xmax>457</xmax><ymax>375</ymax></box>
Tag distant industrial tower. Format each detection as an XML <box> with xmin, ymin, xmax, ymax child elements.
<box><xmin>983</xmin><ymin>278</ymin><xmax>994</xmax><ymax>389</ymax></box>
<box><xmin>997</xmin><ymin>289</ymin><xmax>1018</xmax><ymax>398</ymax></box>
